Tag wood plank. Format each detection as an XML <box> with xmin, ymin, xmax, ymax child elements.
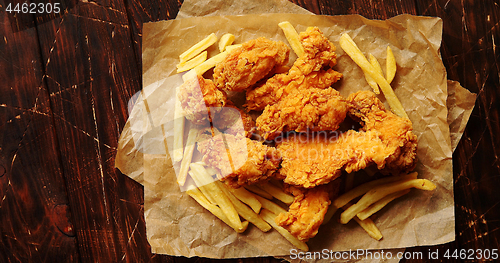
<box><xmin>35</xmin><ymin>1</ymin><xmax>147</xmax><ymax>261</ymax></box>
<box><xmin>123</xmin><ymin>0</ymin><xmax>181</xmax><ymax>72</ymax></box>
<box><xmin>312</xmin><ymin>0</ymin><xmax>417</xmax><ymax>18</ymax></box>
<box><xmin>404</xmin><ymin>1</ymin><xmax>500</xmax><ymax>261</ymax></box>
<box><xmin>0</xmin><ymin>9</ymin><xmax>79</xmax><ymax>263</ymax></box>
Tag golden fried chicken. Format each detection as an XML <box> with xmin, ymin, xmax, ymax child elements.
<box><xmin>256</xmin><ymin>88</ymin><xmax>348</xmax><ymax>140</ymax></box>
<box><xmin>178</xmin><ymin>75</ymin><xmax>227</xmax><ymax>125</ymax></box>
<box><xmin>213</xmin><ymin>37</ymin><xmax>290</xmax><ymax>92</ymax></box>
<box><xmin>212</xmin><ymin>103</ymin><xmax>255</xmax><ymax>138</ymax></box>
<box><xmin>196</xmin><ymin>132</ymin><xmax>281</xmax><ymax>188</ymax></box>
<box><xmin>277</xmin><ymin>91</ymin><xmax>417</xmax><ymax>188</ymax></box>
<box><xmin>246</xmin><ymin>27</ymin><xmax>342</xmax><ymax>111</ymax></box>
<box><xmin>348</xmin><ymin>91</ymin><xmax>417</xmax><ymax>174</ymax></box>
<box><xmin>275</xmin><ymin>180</ymin><xmax>341</xmax><ymax>241</ymax></box>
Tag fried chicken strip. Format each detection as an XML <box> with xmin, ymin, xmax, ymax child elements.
<box><xmin>256</xmin><ymin>88</ymin><xmax>348</xmax><ymax>140</ymax></box>
<box><xmin>212</xmin><ymin>103</ymin><xmax>255</xmax><ymax>138</ymax></box>
<box><xmin>277</xmin><ymin>91</ymin><xmax>417</xmax><ymax>188</ymax></box>
<box><xmin>275</xmin><ymin>180</ymin><xmax>341</xmax><ymax>241</ymax></box>
<box><xmin>348</xmin><ymin>90</ymin><xmax>417</xmax><ymax>174</ymax></box>
<box><xmin>213</xmin><ymin>37</ymin><xmax>290</xmax><ymax>92</ymax></box>
<box><xmin>197</xmin><ymin>132</ymin><xmax>281</xmax><ymax>188</ymax></box>
<box><xmin>246</xmin><ymin>27</ymin><xmax>342</xmax><ymax>111</ymax></box>
<box><xmin>178</xmin><ymin>75</ymin><xmax>227</xmax><ymax>125</ymax></box>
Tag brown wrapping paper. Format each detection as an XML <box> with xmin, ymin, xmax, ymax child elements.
<box><xmin>115</xmin><ymin>0</ymin><xmax>477</xmax><ymax>260</ymax></box>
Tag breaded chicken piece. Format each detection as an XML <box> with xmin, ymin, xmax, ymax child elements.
<box><xmin>277</xmin><ymin>91</ymin><xmax>417</xmax><ymax>188</ymax></box>
<box><xmin>275</xmin><ymin>180</ymin><xmax>341</xmax><ymax>241</ymax></box>
<box><xmin>196</xmin><ymin>132</ymin><xmax>281</xmax><ymax>188</ymax></box>
<box><xmin>178</xmin><ymin>75</ymin><xmax>227</xmax><ymax>125</ymax></box>
<box><xmin>213</xmin><ymin>37</ymin><xmax>290</xmax><ymax>92</ymax></box>
<box><xmin>277</xmin><ymin>131</ymin><xmax>392</xmax><ymax>188</ymax></box>
<box><xmin>246</xmin><ymin>27</ymin><xmax>342</xmax><ymax>111</ymax></box>
<box><xmin>256</xmin><ymin>88</ymin><xmax>348</xmax><ymax>140</ymax></box>
<box><xmin>348</xmin><ymin>91</ymin><xmax>417</xmax><ymax>174</ymax></box>
<box><xmin>212</xmin><ymin>103</ymin><xmax>255</xmax><ymax>138</ymax></box>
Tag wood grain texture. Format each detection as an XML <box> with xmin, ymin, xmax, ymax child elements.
<box><xmin>0</xmin><ymin>0</ymin><xmax>499</xmax><ymax>262</ymax></box>
<box><xmin>0</xmin><ymin>8</ymin><xmax>78</xmax><ymax>263</ymax></box>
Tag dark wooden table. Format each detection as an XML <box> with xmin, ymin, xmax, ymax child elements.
<box><xmin>1</xmin><ymin>0</ymin><xmax>499</xmax><ymax>262</ymax></box>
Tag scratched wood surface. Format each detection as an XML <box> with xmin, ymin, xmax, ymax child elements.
<box><xmin>0</xmin><ymin>0</ymin><xmax>498</xmax><ymax>262</ymax></box>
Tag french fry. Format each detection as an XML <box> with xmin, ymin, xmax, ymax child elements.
<box><xmin>189</xmin><ymin>163</ymin><xmax>243</xmax><ymax>229</ymax></box>
<box><xmin>186</xmin><ymin>186</ymin><xmax>247</xmax><ymax>233</ymax></box>
<box><xmin>260</xmin><ymin>209</ymin><xmax>309</xmax><ymax>251</ymax></box>
<box><xmin>172</xmin><ymin>86</ymin><xmax>185</xmax><ymax>163</ymax></box>
<box><xmin>353</xmin><ymin>216</ymin><xmax>383</xmax><ymax>240</ymax></box>
<box><xmin>357</xmin><ymin>189</ymin><xmax>411</xmax><ymax>220</ymax></box>
<box><xmin>218</xmin><ymin>182</ymin><xmax>271</xmax><ymax>232</ymax></box>
<box><xmin>278</xmin><ymin>21</ymin><xmax>304</xmax><ymax>57</ymax></box>
<box><xmin>367</xmin><ymin>53</ymin><xmax>384</xmax><ymax>94</ymax></box>
<box><xmin>253</xmin><ymin>194</ymin><xmax>288</xmax><ymax>215</ymax></box>
<box><xmin>386</xmin><ymin>46</ymin><xmax>397</xmax><ymax>84</ymax></box>
<box><xmin>219</xmin><ymin>33</ymin><xmax>235</xmax><ymax>52</ymax></box>
<box><xmin>340</xmin><ymin>202</ymin><xmax>383</xmax><ymax>240</ymax></box>
<box><xmin>225</xmin><ymin>44</ymin><xmax>242</xmax><ymax>52</ymax></box>
<box><xmin>177</xmin><ymin>51</ymin><xmax>207</xmax><ymax>73</ymax></box>
<box><xmin>179</xmin><ymin>33</ymin><xmax>217</xmax><ymax>63</ymax></box>
<box><xmin>339</xmin><ymin>33</ymin><xmax>408</xmax><ymax>119</ymax></box>
<box><xmin>333</xmin><ymin>172</ymin><xmax>418</xmax><ymax>209</ymax></box>
<box><xmin>245</xmin><ymin>184</ymin><xmax>273</xmax><ymax>199</ymax></box>
<box><xmin>370</xmin><ymin>53</ymin><xmax>384</xmax><ymax>77</ymax></box>
<box><xmin>258</xmin><ymin>182</ymin><xmax>294</xmax><ymax>205</ymax></box>
<box><xmin>183</xmin><ymin>51</ymin><xmax>229</xmax><ymax>82</ymax></box>
<box><xmin>226</xmin><ymin>186</ymin><xmax>262</xmax><ymax>213</ymax></box>
<box><xmin>340</xmin><ymin>178</ymin><xmax>436</xmax><ymax>224</ymax></box>
<box><xmin>176</xmin><ymin>126</ymin><xmax>198</xmax><ymax>186</ymax></box>
<box><xmin>188</xmin><ymin>171</ymin><xmax>217</xmax><ymax>204</ymax></box>
<box><xmin>204</xmin><ymin>166</ymin><xmax>219</xmax><ymax>176</ymax></box>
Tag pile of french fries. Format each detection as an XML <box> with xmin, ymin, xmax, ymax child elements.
<box><xmin>170</xmin><ymin>22</ymin><xmax>436</xmax><ymax>251</ymax></box>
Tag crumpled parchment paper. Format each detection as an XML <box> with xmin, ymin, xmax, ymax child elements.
<box><xmin>115</xmin><ymin>0</ymin><xmax>477</xmax><ymax>260</ymax></box>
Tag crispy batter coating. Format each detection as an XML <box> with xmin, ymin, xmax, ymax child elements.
<box><xmin>213</xmin><ymin>37</ymin><xmax>290</xmax><ymax>92</ymax></box>
<box><xmin>277</xmin><ymin>91</ymin><xmax>417</xmax><ymax>188</ymax></box>
<box><xmin>212</xmin><ymin>103</ymin><xmax>255</xmax><ymax>138</ymax></box>
<box><xmin>275</xmin><ymin>180</ymin><xmax>341</xmax><ymax>241</ymax></box>
<box><xmin>178</xmin><ymin>75</ymin><xmax>227</xmax><ymax>125</ymax></box>
<box><xmin>246</xmin><ymin>27</ymin><xmax>342</xmax><ymax>111</ymax></box>
<box><xmin>348</xmin><ymin>90</ymin><xmax>417</xmax><ymax>174</ymax></box>
<box><xmin>196</xmin><ymin>133</ymin><xmax>281</xmax><ymax>188</ymax></box>
<box><xmin>256</xmin><ymin>88</ymin><xmax>348</xmax><ymax>140</ymax></box>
